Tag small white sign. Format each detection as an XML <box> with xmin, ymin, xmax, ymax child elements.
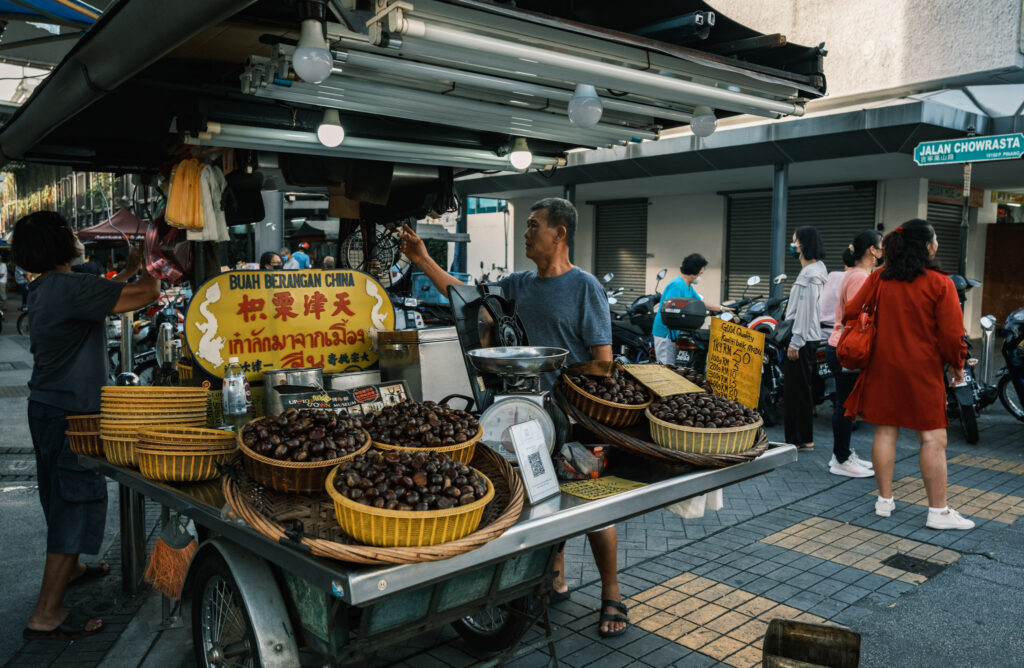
<box><xmin>507</xmin><ymin>419</ymin><xmax>561</xmax><ymax>504</ymax></box>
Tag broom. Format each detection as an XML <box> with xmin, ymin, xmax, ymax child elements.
<box><xmin>144</xmin><ymin>513</ymin><xmax>197</xmax><ymax>599</ymax></box>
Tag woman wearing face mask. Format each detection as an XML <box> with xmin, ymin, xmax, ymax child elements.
<box><xmin>651</xmin><ymin>253</ymin><xmax>731</xmax><ymax>365</ymax></box>
<box><xmin>843</xmin><ymin>220</ymin><xmax>973</xmax><ymax>530</ymax></box>
<box><xmin>783</xmin><ymin>226</ymin><xmax>828</xmax><ymax>450</ymax></box>
<box><xmin>823</xmin><ymin>230</ymin><xmax>883</xmax><ymax>477</ymax></box>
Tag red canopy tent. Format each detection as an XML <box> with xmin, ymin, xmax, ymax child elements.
<box><xmin>76</xmin><ymin>208</ymin><xmax>146</xmax><ymax>246</ymax></box>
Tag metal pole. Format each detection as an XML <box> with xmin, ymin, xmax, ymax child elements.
<box><xmin>118</xmin><ymin>484</ymin><xmax>146</xmax><ymax>593</ymax></box>
<box><xmin>769</xmin><ymin>163</ymin><xmax>789</xmax><ymax>301</ymax></box>
<box><xmin>563</xmin><ymin>183</ymin><xmax>576</xmax><ymax>263</ymax></box>
<box><xmin>958</xmin><ymin>129</ymin><xmax>975</xmax><ymax>277</ymax></box>
<box><xmin>451</xmin><ymin>192</ymin><xmax>468</xmax><ymax>274</ymax></box>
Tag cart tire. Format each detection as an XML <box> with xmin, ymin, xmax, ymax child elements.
<box><xmin>192</xmin><ymin>552</ymin><xmax>260</xmax><ymax>668</ymax></box>
<box><xmin>451</xmin><ymin>597</ymin><xmax>534</xmax><ymax>653</ymax></box>
<box><xmin>16</xmin><ymin>312</ymin><xmax>27</xmax><ymax>335</ymax></box>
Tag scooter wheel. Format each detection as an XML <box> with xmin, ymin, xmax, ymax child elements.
<box><xmin>998</xmin><ymin>374</ymin><xmax>1024</xmax><ymax>423</ymax></box>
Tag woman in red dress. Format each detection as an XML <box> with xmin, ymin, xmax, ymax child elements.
<box><xmin>843</xmin><ymin>219</ymin><xmax>973</xmax><ymax>530</ymax></box>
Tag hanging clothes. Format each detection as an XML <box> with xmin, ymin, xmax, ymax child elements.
<box><xmin>186</xmin><ymin>164</ymin><xmax>229</xmax><ymax>243</ymax></box>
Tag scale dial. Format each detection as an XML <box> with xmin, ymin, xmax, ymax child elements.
<box><xmin>479</xmin><ymin>396</ymin><xmax>556</xmax><ymax>462</ymax></box>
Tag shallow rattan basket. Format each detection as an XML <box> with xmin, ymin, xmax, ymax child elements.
<box><xmin>236</xmin><ymin>424</ymin><xmax>372</xmax><ymax>493</ymax></box>
<box><xmin>645</xmin><ymin>408</ymin><xmax>764</xmax><ymax>455</ymax></box>
<box><xmin>67</xmin><ymin>414</ymin><xmax>101</xmax><ymax>433</ymax></box>
<box><xmin>371</xmin><ymin>425</ymin><xmax>483</xmax><ymax>465</ymax></box>
<box><xmin>136</xmin><ymin>445</ymin><xmax>234</xmax><ymax>482</ymax></box>
<box><xmin>67</xmin><ymin>431</ymin><xmax>103</xmax><ymax>457</ymax></box>
<box><xmin>138</xmin><ymin>426</ymin><xmax>237</xmax><ymax>449</ymax></box>
<box><xmin>101</xmin><ymin>432</ymin><xmax>138</xmax><ymax>467</ymax></box>
<box><xmin>325</xmin><ymin>464</ymin><xmax>495</xmax><ymax>547</ymax></box>
<box><xmin>562</xmin><ymin>373</ymin><xmax>652</xmax><ymax>428</ymax></box>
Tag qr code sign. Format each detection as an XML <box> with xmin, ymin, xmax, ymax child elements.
<box><xmin>527</xmin><ymin>451</ymin><xmax>545</xmax><ymax>478</ymax></box>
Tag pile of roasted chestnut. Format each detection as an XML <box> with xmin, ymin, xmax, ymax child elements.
<box><xmin>565</xmin><ymin>366</ymin><xmax>649</xmax><ymax>405</ymax></box>
<box><xmin>649</xmin><ymin>393</ymin><xmax>759</xmax><ymax>429</ymax></box>
<box><xmin>363</xmin><ymin>400</ymin><xmax>479</xmax><ymax>448</ymax></box>
<box><xmin>670</xmin><ymin>366</ymin><xmax>714</xmax><ymax>393</ymax></box>
<box><xmin>240</xmin><ymin>408</ymin><xmax>365</xmax><ymax>462</ymax></box>
<box><xmin>333</xmin><ymin>449</ymin><xmax>489</xmax><ymax>511</ymax></box>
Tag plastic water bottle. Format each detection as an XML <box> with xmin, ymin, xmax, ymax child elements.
<box><xmin>222</xmin><ymin>357</ymin><xmax>251</xmax><ymax>431</ymax></box>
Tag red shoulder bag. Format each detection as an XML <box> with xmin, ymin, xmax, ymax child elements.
<box><xmin>836</xmin><ymin>277</ymin><xmax>881</xmax><ymax>370</ymax></box>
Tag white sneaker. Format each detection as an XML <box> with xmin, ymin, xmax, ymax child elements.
<box><xmin>875</xmin><ymin>496</ymin><xmax>895</xmax><ymax>517</ymax></box>
<box><xmin>926</xmin><ymin>508</ymin><xmax>975</xmax><ymax>530</ymax></box>
<box><xmin>829</xmin><ymin>455</ymin><xmax>873</xmax><ymax>478</ymax></box>
<box><xmin>849</xmin><ymin>450</ymin><xmax>873</xmax><ymax>470</ymax></box>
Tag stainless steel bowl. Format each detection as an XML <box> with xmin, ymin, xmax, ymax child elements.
<box><xmin>467</xmin><ymin>346</ymin><xmax>569</xmax><ymax>377</ymax></box>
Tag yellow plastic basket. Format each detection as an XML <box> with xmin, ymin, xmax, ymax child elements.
<box><xmin>325</xmin><ymin>464</ymin><xmax>495</xmax><ymax>547</ymax></box>
<box><xmin>138</xmin><ymin>426</ymin><xmax>237</xmax><ymax>449</ymax></box>
<box><xmin>371</xmin><ymin>425</ymin><xmax>482</xmax><ymax>465</ymax></box>
<box><xmin>645</xmin><ymin>408</ymin><xmax>763</xmax><ymax>455</ymax></box>
<box><xmin>66</xmin><ymin>414</ymin><xmax>101</xmax><ymax>433</ymax></box>
<box><xmin>135</xmin><ymin>445</ymin><xmax>233</xmax><ymax>482</ymax></box>
<box><xmin>101</xmin><ymin>432</ymin><xmax>138</xmax><ymax>467</ymax></box>
<box><xmin>66</xmin><ymin>431</ymin><xmax>103</xmax><ymax>457</ymax></box>
<box><xmin>176</xmin><ymin>361</ymin><xmax>194</xmax><ymax>382</ymax></box>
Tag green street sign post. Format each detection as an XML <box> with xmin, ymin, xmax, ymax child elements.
<box><xmin>913</xmin><ymin>133</ymin><xmax>1024</xmax><ymax>166</ymax></box>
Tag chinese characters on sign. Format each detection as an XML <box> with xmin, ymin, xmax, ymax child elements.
<box><xmin>185</xmin><ymin>269</ymin><xmax>394</xmax><ymax>380</ymax></box>
<box><xmin>705</xmin><ymin>318</ymin><xmax>765</xmax><ymax>410</ymax></box>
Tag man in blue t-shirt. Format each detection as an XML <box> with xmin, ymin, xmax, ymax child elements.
<box><xmin>291</xmin><ymin>243</ymin><xmax>311</xmax><ymax>269</ymax></box>
<box><xmin>652</xmin><ymin>253</ymin><xmax>731</xmax><ymax>364</ymax></box>
<box><xmin>400</xmin><ymin>198</ymin><xmax>630</xmax><ymax>638</ymax></box>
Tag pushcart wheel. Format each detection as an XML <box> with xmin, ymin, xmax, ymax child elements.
<box><xmin>451</xmin><ymin>597</ymin><xmax>533</xmax><ymax>653</ymax></box>
<box><xmin>192</xmin><ymin>553</ymin><xmax>258</xmax><ymax>668</ymax></box>
<box><xmin>16</xmin><ymin>311</ymin><xmax>28</xmax><ymax>335</ymax></box>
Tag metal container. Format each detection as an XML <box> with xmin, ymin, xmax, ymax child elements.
<box><xmin>326</xmin><ymin>370</ymin><xmax>382</xmax><ymax>391</ymax></box>
<box><xmin>377</xmin><ymin>327</ymin><xmax>472</xmax><ymax>403</ymax></box>
<box><xmin>262</xmin><ymin>367</ymin><xmax>324</xmax><ymax>416</ymax></box>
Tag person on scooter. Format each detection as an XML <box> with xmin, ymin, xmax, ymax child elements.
<box><xmin>843</xmin><ymin>220</ymin><xmax>973</xmax><ymax>530</ymax></box>
<box><xmin>824</xmin><ymin>230</ymin><xmax>882</xmax><ymax>477</ymax></box>
<box><xmin>784</xmin><ymin>227</ymin><xmax>828</xmax><ymax>450</ymax></box>
<box><xmin>651</xmin><ymin>253</ymin><xmax>731</xmax><ymax>365</ymax></box>
<box><xmin>398</xmin><ymin>199</ymin><xmax>630</xmax><ymax>638</ymax></box>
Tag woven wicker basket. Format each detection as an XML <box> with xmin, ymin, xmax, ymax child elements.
<box><xmin>645</xmin><ymin>408</ymin><xmax>764</xmax><ymax>455</ymax></box>
<box><xmin>562</xmin><ymin>373</ymin><xmax>652</xmax><ymax>428</ymax></box>
<box><xmin>101</xmin><ymin>432</ymin><xmax>138</xmax><ymax>467</ymax></box>
<box><xmin>236</xmin><ymin>427</ymin><xmax>372</xmax><ymax>493</ymax></box>
<box><xmin>371</xmin><ymin>425</ymin><xmax>482</xmax><ymax>465</ymax></box>
<box><xmin>326</xmin><ymin>465</ymin><xmax>495</xmax><ymax>547</ymax></box>
<box><xmin>67</xmin><ymin>414</ymin><xmax>101</xmax><ymax>433</ymax></box>
<box><xmin>138</xmin><ymin>426</ymin><xmax>236</xmax><ymax>449</ymax></box>
<box><xmin>136</xmin><ymin>445</ymin><xmax>233</xmax><ymax>482</ymax></box>
<box><xmin>176</xmin><ymin>361</ymin><xmax>194</xmax><ymax>382</ymax></box>
<box><xmin>67</xmin><ymin>430</ymin><xmax>103</xmax><ymax>457</ymax></box>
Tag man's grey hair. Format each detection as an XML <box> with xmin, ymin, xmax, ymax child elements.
<box><xmin>279</xmin><ymin>247</ymin><xmax>291</xmax><ymax>254</ymax></box>
<box><xmin>322</xmin><ymin>256</ymin><xmax>336</xmax><ymax>269</ymax></box>
<box><xmin>531</xmin><ymin>197</ymin><xmax>577</xmax><ymax>247</ymax></box>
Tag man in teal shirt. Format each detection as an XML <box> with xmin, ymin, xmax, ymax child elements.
<box><xmin>652</xmin><ymin>253</ymin><xmax>730</xmax><ymax>364</ymax></box>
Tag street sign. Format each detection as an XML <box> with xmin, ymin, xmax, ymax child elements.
<box><xmin>914</xmin><ymin>133</ymin><xmax>1024</xmax><ymax>166</ymax></box>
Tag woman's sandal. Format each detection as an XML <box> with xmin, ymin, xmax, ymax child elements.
<box><xmin>597</xmin><ymin>599</ymin><xmax>629</xmax><ymax>638</ymax></box>
<box><xmin>23</xmin><ymin>610</ymin><xmax>102</xmax><ymax>641</ymax></box>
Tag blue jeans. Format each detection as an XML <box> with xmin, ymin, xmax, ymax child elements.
<box><xmin>824</xmin><ymin>345</ymin><xmax>858</xmax><ymax>463</ymax></box>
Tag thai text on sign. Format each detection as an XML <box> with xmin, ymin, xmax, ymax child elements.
<box><xmin>705</xmin><ymin>318</ymin><xmax>764</xmax><ymax>410</ymax></box>
<box><xmin>185</xmin><ymin>269</ymin><xmax>394</xmax><ymax>381</ymax></box>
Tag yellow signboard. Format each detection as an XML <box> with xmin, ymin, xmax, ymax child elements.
<box><xmin>705</xmin><ymin>318</ymin><xmax>765</xmax><ymax>410</ymax></box>
<box><xmin>185</xmin><ymin>269</ymin><xmax>394</xmax><ymax>381</ymax></box>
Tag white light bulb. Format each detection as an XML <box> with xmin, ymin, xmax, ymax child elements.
<box><xmin>508</xmin><ymin>137</ymin><xmax>532</xmax><ymax>170</ymax></box>
<box><xmin>293</xmin><ymin>19</ymin><xmax>334</xmax><ymax>84</ymax></box>
<box><xmin>568</xmin><ymin>83</ymin><xmax>603</xmax><ymax>128</ymax></box>
<box><xmin>690</xmin><ymin>105</ymin><xmax>717</xmax><ymax>138</ymax></box>
<box><xmin>317</xmin><ymin>108</ymin><xmax>345</xmax><ymax>147</ymax></box>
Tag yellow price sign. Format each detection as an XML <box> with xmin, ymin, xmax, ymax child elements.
<box><xmin>705</xmin><ymin>318</ymin><xmax>765</xmax><ymax>410</ymax></box>
<box><xmin>185</xmin><ymin>269</ymin><xmax>394</xmax><ymax>381</ymax></box>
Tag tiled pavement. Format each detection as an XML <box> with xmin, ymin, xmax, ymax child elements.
<box><xmin>4</xmin><ymin>380</ymin><xmax>1024</xmax><ymax>666</ymax></box>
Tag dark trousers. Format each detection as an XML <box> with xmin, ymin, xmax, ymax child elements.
<box><xmin>824</xmin><ymin>344</ymin><xmax>858</xmax><ymax>463</ymax></box>
<box><xmin>784</xmin><ymin>342</ymin><xmax>818</xmax><ymax>445</ymax></box>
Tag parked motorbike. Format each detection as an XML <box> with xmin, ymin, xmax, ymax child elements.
<box><xmin>946</xmin><ymin>275</ymin><xmax>998</xmax><ymax>444</ymax></box>
<box><xmin>994</xmin><ymin>307</ymin><xmax>1024</xmax><ymax>422</ymax></box>
<box><xmin>602</xmin><ymin>272</ymin><xmax>656</xmax><ymax>364</ymax></box>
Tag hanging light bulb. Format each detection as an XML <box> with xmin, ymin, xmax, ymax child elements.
<box><xmin>567</xmin><ymin>83</ymin><xmax>603</xmax><ymax>128</ymax></box>
<box><xmin>508</xmin><ymin>137</ymin><xmax>532</xmax><ymax>170</ymax></box>
<box><xmin>690</xmin><ymin>105</ymin><xmax>718</xmax><ymax>137</ymax></box>
<box><xmin>316</xmin><ymin>108</ymin><xmax>345</xmax><ymax>147</ymax></box>
<box><xmin>293</xmin><ymin>17</ymin><xmax>334</xmax><ymax>84</ymax></box>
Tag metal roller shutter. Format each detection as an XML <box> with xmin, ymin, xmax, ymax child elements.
<box><xmin>926</xmin><ymin>201</ymin><xmax>965</xmax><ymax>274</ymax></box>
<box><xmin>725</xmin><ymin>183</ymin><xmax>878</xmax><ymax>299</ymax></box>
<box><xmin>594</xmin><ymin>199</ymin><xmax>648</xmax><ymax>310</ymax></box>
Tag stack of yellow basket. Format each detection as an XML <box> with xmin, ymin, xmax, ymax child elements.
<box><xmin>136</xmin><ymin>427</ymin><xmax>236</xmax><ymax>482</ymax></box>
<box><xmin>100</xmin><ymin>387</ymin><xmax>209</xmax><ymax>467</ymax></box>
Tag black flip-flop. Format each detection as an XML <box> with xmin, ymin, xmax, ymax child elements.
<box><xmin>23</xmin><ymin>611</ymin><xmax>103</xmax><ymax>641</ymax></box>
<box><xmin>68</xmin><ymin>562</ymin><xmax>110</xmax><ymax>588</ymax></box>
<box><xmin>551</xmin><ymin>588</ymin><xmax>572</xmax><ymax>604</ymax></box>
<box><xmin>597</xmin><ymin>599</ymin><xmax>629</xmax><ymax>638</ymax></box>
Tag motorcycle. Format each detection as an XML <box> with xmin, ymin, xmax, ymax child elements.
<box><xmin>603</xmin><ymin>272</ymin><xmax>656</xmax><ymax>364</ymax></box>
<box><xmin>994</xmin><ymin>307</ymin><xmax>1024</xmax><ymax>422</ymax></box>
<box><xmin>946</xmin><ymin>275</ymin><xmax>998</xmax><ymax>444</ymax></box>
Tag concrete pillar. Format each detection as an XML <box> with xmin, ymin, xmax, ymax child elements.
<box><xmin>769</xmin><ymin>163</ymin><xmax>788</xmax><ymax>300</ymax></box>
<box><xmin>254</xmin><ymin>190</ymin><xmax>284</xmax><ymax>260</ymax></box>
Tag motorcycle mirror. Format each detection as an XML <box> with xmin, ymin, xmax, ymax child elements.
<box><xmin>980</xmin><ymin>315</ymin><xmax>996</xmax><ymax>330</ymax></box>
<box><xmin>773</xmin><ymin>274</ymin><xmax>787</xmax><ymax>284</ymax></box>
<box><xmin>608</xmin><ymin>297</ymin><xmax>618</xmax><ymax>305</ymax></box>
<box><xmin>602</xmin><ymin>272</ymin><xmax>614</xmax><ymax>284</ymax></box>
<box><xmin>747</xmin><ymin>276</ymin><xmax>761</xmax><ymax>286</ymax></box>
<box><xmin>656</xmin><ymin>268</ymin><xmax>667</xmax><ymax>280</ymax></box>
<box><xmin>720</xmin><ymin>313</ymin><xmax>734</xmax><ymax>322</ymax></box>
